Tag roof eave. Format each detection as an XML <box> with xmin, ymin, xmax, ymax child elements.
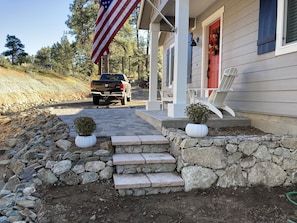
<box><xmin>137</xmin><ymin>0</ymin><xmax>151</xmax><ymax>30</ymax></box>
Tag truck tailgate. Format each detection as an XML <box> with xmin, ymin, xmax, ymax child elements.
<box><xmin>91</xmin><ymin>80</ymin><xmax>122</xmax><ymax>92</ymax></box>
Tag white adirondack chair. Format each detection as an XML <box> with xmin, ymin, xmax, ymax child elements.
<box><xmin>159</xmin><ymin>90</ymin><xmax>173</xmax><ymax>110</ymax></box>
<box><xmin>188</xmin><ymin>67</ymin><xmax>238</xmax><ymax>119</ymax></box>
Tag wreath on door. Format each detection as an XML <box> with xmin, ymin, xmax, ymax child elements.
<box><xmin>209</xmin><ymin>29</ymin><xmax>220</xmax><ymax>55</ymax></box>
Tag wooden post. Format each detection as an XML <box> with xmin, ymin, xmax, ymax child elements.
<box><xmin>103</xmin><ymin>54</ymin><xmax>109</xmax><ymax>73</ymax></box>
<box><xmin>98</xmin><ymin>58</ymin><xmax>102</xmax><ymax>77</ymax></box>
<box><xmin>122</xmin><ymin>57</ymin><xmax>124</xmax><ymax>74</ymax></box>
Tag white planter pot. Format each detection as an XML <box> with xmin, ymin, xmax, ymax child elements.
<box><xmin>185</xmin><ymin>123</ymin><xmax>208</xmax><ymax>137</ymax></box>
<box><xmin>75</xmin><ymin>134</ymin><xmax>97</xmax><ymax>148</ymax></box>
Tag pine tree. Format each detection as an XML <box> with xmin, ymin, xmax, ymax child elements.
<box><xmin>2</xmin><ymin>35</ymin><xmax>28</xmax><ymax>65</ymax></box>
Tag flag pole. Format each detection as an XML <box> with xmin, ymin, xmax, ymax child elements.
<box><xmin>145</xmin><ymin>0</ymin><xmax>176</xmax><ymax>32</ymax></box>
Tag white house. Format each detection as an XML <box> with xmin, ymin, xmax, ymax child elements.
<box><xmin>137</xmin><ymin>0</ymin><xmax>297</xmax><ymax>135</ymax></box>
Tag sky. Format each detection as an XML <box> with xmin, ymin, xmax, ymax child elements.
<box><xmin>0</xmin><ymin>0</ymin><xmax>75</xmax><ymax>56</ymax></box>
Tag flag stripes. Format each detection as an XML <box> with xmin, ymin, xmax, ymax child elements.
<box><xmin>91</xmin><ymin>0</ymin><xmax>140</xmax><ymax>64</ymax></box>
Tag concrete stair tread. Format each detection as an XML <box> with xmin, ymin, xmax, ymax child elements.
<box><xmin>113</xmin><ymin>153</ymin><xmax>145</xmax><ymax>165</ymax></box>
<box><xmin>114</xmin><ymin>174</ymin><xmax>151</xmax><ymax>189</ymax></box>
<box><xmin>113</xmin><ymin>172</ymin><xmax>184</xmax><ymax>190</ymax></box>
<box><xmin>141</xmin><ymin>153</ymin><xmax>176</xmax><ymax>164</ymax></box>
<box><xmin>113</xmin><ymin>153</ymin><xmax>175</xmax><ymax>165</ymax></box>
<box><xmin>138</xmin><ymin>135</ymin><xmax>169</xmax><ymax>145</ymax></box>
<box><xmin>111</xmin><ymin>135</ymin><xmax>169</xmax><ymax>146</ymax></box>
<box><xmin>146</xmin><ymin>173</ymin><xmax>184</xmax><ymax>187</ymax></box>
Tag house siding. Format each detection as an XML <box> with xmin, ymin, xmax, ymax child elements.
<box><xmin>161</xmin><ymin>0</ymin><xmax>297</xmax><ymax>134</ymax></box>
<box><xmin>220</xmin><ymin>0</ymin><xmax>297</xmax><ymax>118</ymax></box>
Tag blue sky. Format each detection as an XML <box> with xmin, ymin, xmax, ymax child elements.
<box><xmin>0</xmin><ymin>0</ymin><xmax>74</xmax><ymax>55</ymax></box>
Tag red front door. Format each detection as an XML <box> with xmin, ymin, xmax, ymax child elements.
<box><xmin>207</xmin><ymin>20</ymin><xmax>220</xmax><ymax>94</ymax></box>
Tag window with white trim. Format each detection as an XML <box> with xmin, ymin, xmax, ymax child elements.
<box><xmin>276</xmin><ymin>0</ymin><xmax>297</xmax><ymax>55</ymax></box>
<box><xmin>170</xmin><ymin>46</ymin><xmax>174</xmax><ymax>86</ymax></box>
<box><xmin>165</xmin><ymin>45</ymin><xmax>174</xmax><ymax>87</ymax></box>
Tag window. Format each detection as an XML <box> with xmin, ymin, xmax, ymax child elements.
<box><xmin>187</xmin><ymin>33</ymin><xmax>193</xmax><ymax>83</ymax></box>
<box><xmin>286</xmin><ymin>0</ymin><xmax>297</xmax><ymax>43</ymax></box>
<box><xmin>170</xmin><ymin>46</ymin><xmax>174</xmax><ymax>86</ymax></box>
<box><xmin>165</xmin><ymin>45</ymin><xmax>175</xmax><ymax>87</ymax></box>
<box><xmin>276</xmin><ymin>0</ymin><xmax>297</xmax><ymax>55</ymax></box>
<box><xmin>166</xmin><ymin>49</ymin><xmax>170</xmax><ymax>87</ymax></box>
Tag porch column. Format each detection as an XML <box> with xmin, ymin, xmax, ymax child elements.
<box><xmin>146</xmin><ymin>23</ymin><xmax>160</xmax><ymax>110</ymax></box>
<box><xmin>167</xmin><ymin>0</ymin><xmax>189</xmax><ymax>118</ymax></box>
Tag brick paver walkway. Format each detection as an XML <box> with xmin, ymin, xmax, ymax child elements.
<box><xmin>51</xmin><ymin>108</ymin><xmax>161</xmax><ymax>137</ymax></box>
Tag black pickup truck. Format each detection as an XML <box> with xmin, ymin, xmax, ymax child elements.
<box><xmin>90</xmin><ymin>73</ymin><xmax>132</xmax><ymax>105</ymax></box>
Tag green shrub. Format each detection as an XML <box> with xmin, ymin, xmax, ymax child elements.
<box><xmin>74</xmin><ymin>116</ymin><xmax>96</xmax><ymax>136</ymax></box>
<box><xmin>0</xmin><ymin>55</ymin><xmax>11</xmax><ymax>68</ymax></box>
<box><xmin>185</xmin><ymin>103</ymin><xmax>210</xmax><ymax>124</ymax></box>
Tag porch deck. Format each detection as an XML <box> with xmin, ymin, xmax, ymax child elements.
<box><xmin>136</xmin><ymin>109</ymin><xmax>251</xmax><ymax>131</ymax></box>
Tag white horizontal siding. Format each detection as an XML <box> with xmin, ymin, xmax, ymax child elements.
<box><xmin>219</xmin><ymin>0</ymin><xmax>297</xmax><ymax>117</ymax></box>
<box><xmin>189</xmin><ymin>45</ymin><xmax>202</xmax><ymax>88</ymax></box>
<box><xmin>228</xmin><ymin>101</ymin><xmax>297</xmax><ymax>117</ymax></box>
<box><xmin>229</xmin><ymin>91</ymin><xmax>297</xmax><ymax>103</ymax></box>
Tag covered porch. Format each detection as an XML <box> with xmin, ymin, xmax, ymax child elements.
<box><xmin>135</xmin><ymin>109</ymin><xmax>250</xmax><ymax>132</ymax></box>
<box><xmin>137</xmin><ymin>0</ymin><xmax>227</xmax><ymax>119</ymax></box>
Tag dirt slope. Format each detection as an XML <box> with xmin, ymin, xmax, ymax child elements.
<box><xmin>0</xmin><ymin>67</ymin><xmax>90</xmax><ymax>109</ymax></box>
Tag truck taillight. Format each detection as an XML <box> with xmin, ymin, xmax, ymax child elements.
<box><xmin>120</xmin><ymin>83</ymin><xmax>124</xmax><ymax>90</ymax></box>
<box><xmin>90</xmin><ymin>82</ymin><xmax>93</xmax><ymax>88</ymax></box>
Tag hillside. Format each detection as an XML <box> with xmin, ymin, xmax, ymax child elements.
<box><xmin>0</xmin><ymin>67</ymin><xmax>90</xmax><ymax>112</ymax></box>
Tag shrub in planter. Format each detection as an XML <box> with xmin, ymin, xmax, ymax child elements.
<box><xmin>185</xmin><ymin>103</ymin><xmax>210</xmax><ymax>137</ymax></box>
<box><xmin>73</xmin><ymin>116</ymin><xmax>97</xmax><ymax>148</ymax></box>
<box><xmin>185</xmin><ymin>102</ymin><xmax>210</xmax><ymax>124</ymax></box>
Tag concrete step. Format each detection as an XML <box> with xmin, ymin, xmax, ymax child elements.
<box><xmin>114</xmin><ymin>172</ymin><xmax>184</xmax><ymax>189</ymax></box>
<box><xmin>113</xmin><ymin>152</ymin><xmax>177</xmax><ymax>174</ymax></box>
<box><xmin>136</xmin><ymin>110</ymin><xmax>251</xmax><ymax>131</ymax></box>
<box><xmin>113</xmin><ymin>153</ymin><xmax>176</xmax><ymax>165</ymax></box>
<box><xmin>113</xmin><ymin>172</ymin><xmax>184</xmax><ymax>196</ymax></box>
<box><xmin>111</xmin><ymin>135</ymin><xmax>170</xmax><ymax>154</ymax></box>
<box><xmin>112</xmin><ymin>135</ymin><xmax>184</xmax><ymax>196</ymax></box>
<box><xmin>111</xmin><ymin>135</ymin><xmax>169</xmax><ymax>146</ymax></box>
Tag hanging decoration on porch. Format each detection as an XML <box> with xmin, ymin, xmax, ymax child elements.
<box><xmin>209</xmin><ymin>27</ymin><xmax>220</xmax><ymax>55</ymax></box>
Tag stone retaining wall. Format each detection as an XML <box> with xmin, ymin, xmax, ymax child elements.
<box><xmin>37</xmin><ymin>141</ymin><xmax>114</xmax><ymax>186</ymax></box>
<box><xmin>0</xmin><ymin>138</ymin><xmax>114</xmax><ymax>222</ymax></box>
<box><xmin>0</xmin><ymin>109</ymin><xmax>114</xmax><ymax>222</ymax></box>
<box><xmin>162</xmin><ymin>128</ymin><xmax>297</xmax><ymax>192</ymax></box>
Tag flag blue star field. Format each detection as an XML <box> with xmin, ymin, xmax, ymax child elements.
<box><xmin>91</xmin><ymin>0</ymin><xmax>141</xmax><ymax>64</ymax></box>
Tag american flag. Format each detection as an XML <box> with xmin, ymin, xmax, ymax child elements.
<box><xmin>91</xmin><ymin>0</ymin><xmax>141</xmax><ymax>64</ymax></box>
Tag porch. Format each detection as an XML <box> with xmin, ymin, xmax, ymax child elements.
<box><xmin>135</xmin><ymin>109</ymin><xmax>251</xmax><ymax>132</ymax></box>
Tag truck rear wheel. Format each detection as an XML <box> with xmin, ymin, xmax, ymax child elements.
<box><xmin>93</xmin><ymin>96</ymin><xmax>100</xmax><ymax>105</ymax></box>
<box><xmin>121</xmin><ymin>94</ymin><xmax>127</xmax><ymax>105</ymax></box>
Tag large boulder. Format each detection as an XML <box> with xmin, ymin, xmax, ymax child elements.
<box><xmin>248</xmin><ymin>162</ymin><xmax>286</xmax><ymax>187</ymax></box>
<box><xmin>217</xmin><ymin>164</ymin><xmax>247</xmax><ymax>188</ymax></box>
<box><xmin>182</xmin><ymin>146</ymin><xmax>227</xmax><ymax>169</ymax></box>
<box><xmin>182</xmin><ymin>166</ymin><xmax>217</xmax><ymax>191</ymax></box>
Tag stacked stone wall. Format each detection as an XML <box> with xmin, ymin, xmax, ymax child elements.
<box><xmin>162</xmin><ymin>128</ymin><xmax>297</xmax><ymax>192</ymax></box>
<box><xmin>0</xmin><ymin>109</ymin><xmax>114</xmax><ymax>222</ymax></box>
